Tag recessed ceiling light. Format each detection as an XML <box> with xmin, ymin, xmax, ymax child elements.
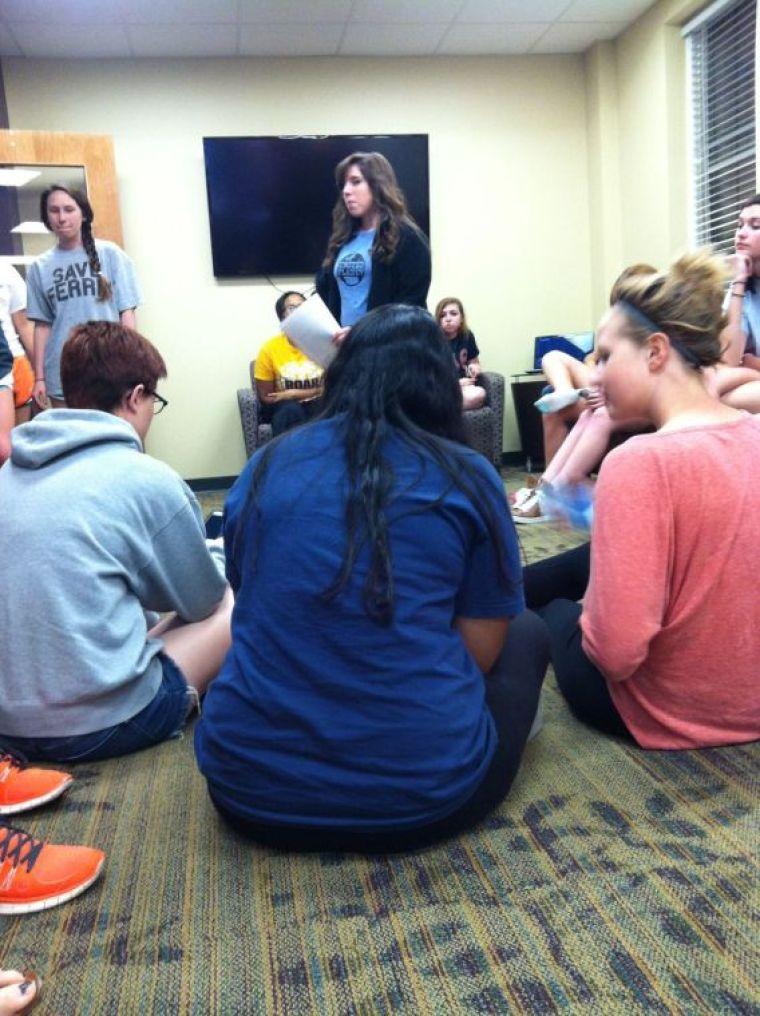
<box><xmin>0</xmin><ymin>169</ymin><xmax>42</xmax><ymax>187</ymax></box>
<box><xmin>10</xmin><ymin>221</ymin><xmax>50</xmax><ymax>235</ymax></box>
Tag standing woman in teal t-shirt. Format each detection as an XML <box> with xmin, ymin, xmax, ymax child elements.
<box><xmin>26</xmin><ymin>185</ymin><xmax>142</xmax><ymax>408</ymax></box>
<box><xmin>315</xmin><ymin>152</ymin><xmax>431</xmax><ymax>337</ymax></box>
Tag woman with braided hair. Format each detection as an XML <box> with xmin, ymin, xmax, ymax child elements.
<box><xmin>26</xmin><ymin>185</ymin><xmax>141</xmax><ymax>408</ymax></box>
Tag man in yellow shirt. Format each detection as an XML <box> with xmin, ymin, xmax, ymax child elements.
<box><xmin>254</xmin><ymin>291</ymin><xmax>324</xmax><ymax>435</ymax></box>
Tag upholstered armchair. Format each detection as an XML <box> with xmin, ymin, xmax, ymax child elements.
<box><xmin>462</xmin><ymin>371</ymin><xmax>505</xmax><ymax>467</ymax></box>
<box><xmin>237</xmin><ymin>361</ymin><xmax>272</xmax><ymax>459</ymax></box>
<box><xmin>238</xmin><ymin>362</ymin><xmax>505</xmax><ymax>466</ymax></box>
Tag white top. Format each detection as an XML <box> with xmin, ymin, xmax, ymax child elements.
<box><xmin>0</xmin><ymin>262</ymin><xmax>27</xmax><ymax>358</ymax></box>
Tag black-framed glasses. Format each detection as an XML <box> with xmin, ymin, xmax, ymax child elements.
<box><xmin>152</xmin><ymin>392</ymin><xmax>169</xmax><ymax>415</ymax></box>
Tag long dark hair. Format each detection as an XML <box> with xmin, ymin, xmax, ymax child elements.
<box><xmin>322</xmin><ymin>152</ymin><xmax>425</xmax><ymax>268</ymax></box>
<box><xmin>237</xmin><ymin>305</ymin><xmax>513</xmax><ymax>625</ymax></box>
<box><xmin>41</xmin><ymin>185</ymin><xmax>112</xmax><ymax>301</ymax></box>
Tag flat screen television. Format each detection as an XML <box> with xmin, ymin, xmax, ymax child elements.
<box><xmin>202</xmin><ymin>134</ymin><xmax>430</xmax><ymax>278</ymax></box>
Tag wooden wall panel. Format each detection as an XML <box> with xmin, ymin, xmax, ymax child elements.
<box><xmin>0</xmin><ymin>130</ymin><xmax>123</xmax><ymax>246</ymax></box>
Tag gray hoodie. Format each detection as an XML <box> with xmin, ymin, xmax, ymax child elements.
<box><xmin>0</xmin><ymin>409</ymin><xmax>227</xmax><ymax>737</ymax></box>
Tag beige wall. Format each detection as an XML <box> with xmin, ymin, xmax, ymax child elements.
<box><xmin>584</xmin><ymin>0</ymin><xmax>707</xmax><ymax>318</ymax></box>
<box><xmin>4</xmin><ymin>55</ymin><xmax>593</xmax><ymax>478</ymax></box>
<box><xmin>584</xmin><ymin>40</ymin><xmax>624</xmax><ymax>321</ymax></box>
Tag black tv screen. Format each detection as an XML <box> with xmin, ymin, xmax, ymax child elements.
<box><xmin>202</xmin><ymin>134</ymin><xmax>430</xmax><ymax>278</ymax></box>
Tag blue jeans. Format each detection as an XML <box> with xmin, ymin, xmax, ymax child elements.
<box><xmin>1</xmin><ymin>654</ymin><xmax>194</xmax><ymax>764</ymax></box>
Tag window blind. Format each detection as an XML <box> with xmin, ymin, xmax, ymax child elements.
<box><xmin>687</xmin><ymin>0</ymin><xmax>757</xmax><ymax>253</ymax></box>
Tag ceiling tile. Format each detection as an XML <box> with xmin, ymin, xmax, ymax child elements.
<box><xmin>0</xmin><ymin>0</ymin><xmax>124</xmax><ymax>22</ymax></box>
<box><xmin>531</xmin><ymin>20</ymin><xmax>621</xmax><ymax>52</ymax></box>
<box><xmin>0</xmin><ymin>0</ymin><xmax>659</xmax><ymax>58</ymax></box>
<box><xmin>0</xmin><ymin>23</ymin><xmax>23</xmax><ymax>56</ymax></box>
<box><xmin>8</xmin><ymin>22</ymin><xmax>132</xmax><ymax>57</ymax></box>
<box><xmin>126</xmin><ymin>23</ymin><xmax>238</xmax><ymax>57</ymax></box>
<box><xmin>341</xmin><ymin>22</ymin><xmax>448</xmax><ymax>55</ymax></box>
<box><xmin>561</xmin><ymin>0</ymin><xmax>653</xmax><ymax>22</ymax></box>
<box><xmin>238</xmin><ymin>22</ymin><xmax>343</xmax><ymax>56</ymax></box>
<box><xmin>238</xmin><ymin>0</ymin><xmax>352</xmax><ymax>23</ymax></box>
<box><xmin>351</xmin><ymin>0</ymin><xmax>462</xmax><ymax>23</ymax></box>
<box><xmin>457</xmin><ymin>0</ymin><xmax>567</xmax><ymax>22</ymax></box>
<box><xmin>437</xmin><ymin>22</ymin><xmax>547</xmax><ymax>55</ymax></box>
<box><xmin>117</xmin><ymin>0</ymin><xmax>239</xmax><ymax>23</ymax></box>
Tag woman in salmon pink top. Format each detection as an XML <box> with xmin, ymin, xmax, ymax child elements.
<box><xmin>535</xmin><ymin>252</ymin><xmax>760</xmax><ymax>750</ymax></box>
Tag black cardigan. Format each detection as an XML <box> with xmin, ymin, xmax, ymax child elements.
<box><xmin>315</xmin><ymin>222</ymin><xmax>431</xmax><ymax>322</ymax></box>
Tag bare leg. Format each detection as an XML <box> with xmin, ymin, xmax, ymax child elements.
<box><xmin>550</xmin><ymin>408</ymin><xmax>650</xmax><ymax>486</ymax></box>
<box><xmin>541</xmin><ymin>350</ymin><xmax>594</xmax><ymax>393</ymax></box>
<box><xmin>543</xmin><ymin>408</ymin><xmax>595</xmax><ymax>484</ymax></box>
<box><xmin>552</xmin><ymin>408</ymin><xmax>616</xmax><ymax>485</ymax></box>
<box><xmin>512</xmin><ymin>409</ymin><xmax>600</xmax><ymax>522</ymax></box>
<box><xmin>543</xmin><ymin>402</ymin><xmax>582</xmax><ymax>465</ymax></box>
<box><xmin>706</xmin><ymin>364</ymin><xmax>760</xmax><ymax>398</ymax></box>
<box><xmin>462</xmin><ymin>385</ymin><xmax>486</xmax><ymax>411</ymax></box>
<box><xmin>539</xmin><ymin>352</ymin><xmax>594</xmax><ymax>466</ymax></box>
<box><xmin>720</xmin><ymin>380</ymin><xmax>760</xmax><ymax>413</ymax></box>
<box><xmin>0</xmin><ymin>390</ymin><xmax>13</xmax><ymax>465</ymax></box>
<box><xmin>148</xmin><ymin>586</ymin><xmax>234</xmax><ymax>694</ymax></box>
<box><xmin>14</xmin><ymin>404</ymin><xmax>31</xmax><ymax>426</ymax></box>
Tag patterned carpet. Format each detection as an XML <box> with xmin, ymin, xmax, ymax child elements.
<box><xmin>2</xmin><ymin>474</ymin><xmax>758</xmax><ymax>1014</ymax></box>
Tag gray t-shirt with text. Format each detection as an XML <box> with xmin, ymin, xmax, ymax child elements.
<box><xmin>26</xmin><ymin>239</ymin><xmax>142</xmax><ymax>397</ymax></box>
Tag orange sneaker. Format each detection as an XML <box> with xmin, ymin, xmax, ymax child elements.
<box><xmin>0</xmin><ymin>824</ymin><xmax>105</xmax><ymax>915</ymax></box>
<box><xmin>0</xmin><ymin>750</ymin><xmax>73</xmax><ymax>816</ymax></box>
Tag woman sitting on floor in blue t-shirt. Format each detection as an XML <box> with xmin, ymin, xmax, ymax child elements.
<box><xmin>195</xmin><ymin>304</ymin><xmax>549</xmax><ymax>853</ymax></box>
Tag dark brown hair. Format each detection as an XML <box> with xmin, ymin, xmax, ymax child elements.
<box><xmin>275</xmin><ymin>290</ymin><xmax>304</xmax><ymax>322</ymax></box>
<box><xmin>41</xmin><ymin>185</ymin><xmax>112</xmax><ymax>301</ymax></box>
<box><xmin>61</xmin><ymin>321</ymin><xmax>166</xmax><ymax>412</ymax></box>
<box><xmin>322</xmin><ymin>152</ymin><xmax>424</xmax><ymax>268</ymax></box>
<box><xmin>240</xmin><ymin>305</ymin><xmax>517</xmax><ymax>626</ymax></box>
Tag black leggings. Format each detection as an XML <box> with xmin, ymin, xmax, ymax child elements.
<box><xmin>523</xmin><ymin>544</ymin><xmax>630</xmax><ymax>740</ymax></box>
<box><xmin>523</xmin><ymin>542</ymin><xmax>591</xmax><ymax>609</ymax></box>
<box><xmin>262</xmin><ymin>398</ymin><xmax>322</xmax><ymax>436</ymax></box>
<box><xmin>210</xmin><ymin>610</ymin><xmax>550</xmax><ymax>853</ymax></box>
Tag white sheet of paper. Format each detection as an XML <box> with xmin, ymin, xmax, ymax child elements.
<box><xmin>281</xmin><ymin>293</ymin><xmax>340</xmax><ymax>369</ymax></box>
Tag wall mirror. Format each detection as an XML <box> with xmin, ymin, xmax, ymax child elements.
<box><xmin>0</xmin><ymin>131</ymin><xmax>123</xmax><ymax>276</ymax></box>
<box><xmin>1</xmin><ymin>164</ymin><xmax>87</xmax><ymax>267</ymax></box>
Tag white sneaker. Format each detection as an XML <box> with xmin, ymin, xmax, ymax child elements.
<box><xmin>509</xmin><ymin>484</ymin><xmax>536</xmax><ymax>509</ymax></box>
<box><xmin>533</xmin><ymin>388</ymin><xmax>590</xmax><ymax>414</ymax></box>
<box><xmin>512</xmin><ymin>492</ymin><xmax>548</xmax><ymax>524</ymax></box>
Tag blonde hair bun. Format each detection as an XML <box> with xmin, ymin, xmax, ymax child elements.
<box><xmin>613</xmin><ymin>250</ymin><xmax>727</xmax><ymax>368</ymax></box>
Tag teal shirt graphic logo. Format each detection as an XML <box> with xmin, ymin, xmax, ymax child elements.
<box><xmin>336</xmin><ymin>252</ymin><xmax>365</xmax><ymax>287</ymax></box>
<box><xmin>334</xmin><ymin>228</ymin><xmax>375</xmax><ymax>327</ymax></box>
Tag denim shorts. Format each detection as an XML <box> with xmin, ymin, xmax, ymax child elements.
<box><xmin>1</xmin><ymin>653</ymin><xmax>196</xmax><ymax>764</ymax></box>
